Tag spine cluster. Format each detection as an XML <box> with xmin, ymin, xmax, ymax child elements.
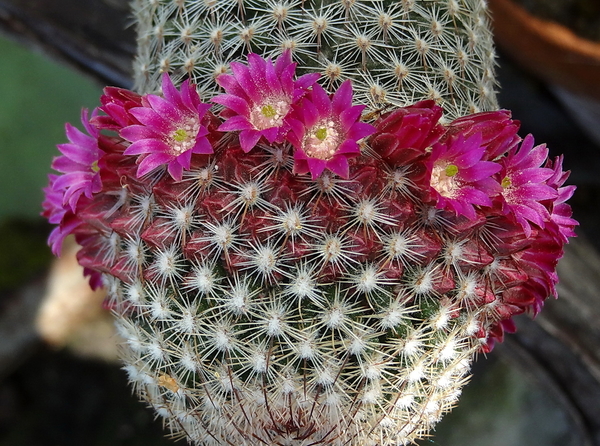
<box><xmin>132</xmin><ymin>0</ymin><xmax>498</xmax><ymax>120</ymax></box>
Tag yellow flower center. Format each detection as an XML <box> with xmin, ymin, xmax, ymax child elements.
<box><xmin>173</xmin><ymin>128</ymin><xmax>189</xmax><ymax>142</ymax></box>
<box><xmin>315</xmin><ymin>127</ymin><xmax>328</xmax><ymax>141</ymax></box>
<box><xmin>445</xmin><ymin>164</ymin><xmax>458</xmax><ymax>177</ymax></box>
<box><xmin>251</xmin><ymin>99</ymin><xmax>290</xmax><ymax>130</ymax></box>
<box><xmin>91</xmin><ymin>160</ymin><xmax>100</xmax><ymax>173</ymax></box>
<box><xmin>501</xmin><ymin>176</ymin><xmax>511</xmax><ymax>188</ymax></box>
<box><xmin>430</xmin><ymin>162</ymin><xmax>460</xmax><ymax>198</ymax></box>
<box><xmin>303</xmin><ymin>120</ymin><xmax>340</xmax><ymax>160</ymax></box>
<box><xmin>261</xmin><ymin>104</ymin><xmax>277</xmax><ymax>118</ymax></box>
<box><xmin>170</xmin><ymin>117</ymin><xmax>200</xmax><ymax>155</ymax></box>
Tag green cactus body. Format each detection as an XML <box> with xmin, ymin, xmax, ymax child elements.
<box><xmin>132</xmin><ymin>0</ymin><xmax>498</xmax><ymax>120</ymax></box>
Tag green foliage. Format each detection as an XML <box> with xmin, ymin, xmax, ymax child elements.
<box><xmin>0</xmin><ymin>36</ymin><xmax>102</xmax><ymax>219</ymax></box>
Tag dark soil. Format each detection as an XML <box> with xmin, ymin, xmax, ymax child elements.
<box><xmin>514</xmin><ymin>0</ymin><xmax>600</xmax><ymax>42</ymax></box>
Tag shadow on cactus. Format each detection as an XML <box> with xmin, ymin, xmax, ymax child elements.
<box><xmin>42</xmin><ymin>49</ymin><xmax>577</xmax><ymax>446</ymax></box>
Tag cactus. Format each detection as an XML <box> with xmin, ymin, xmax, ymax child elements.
<box><xmin>132</xmin><ymin>0</ymin><xmax>498</xmax><ymax>120</ymax></box>
<box><xmin>42</xmin><ymin>1</ymin><xmax>578</xmax><ymax>445</ymax></box>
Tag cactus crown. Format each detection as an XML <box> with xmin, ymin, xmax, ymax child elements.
<box><xmin>132</xmin><ymin>0</ymin><xmax>498</xmax><ymax>119</ymax></box>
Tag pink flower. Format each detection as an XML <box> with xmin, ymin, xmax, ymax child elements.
<box><xmin>121</xmin><ymin>73</ymin><xmax>213</xmax><ymax>181</ymax></box>
<box><xmin>50</xmin><ymin>109</ymin><xmax>103</xmax><ymax>212</ymax></box>
<box><xmin>498</xmin><ymin>134</ymin><xmax>558</xmax><ymax>236</ymax></box>
<box><xmin>287</xmin><ymin>81</ymin><xmax>375</xmax><ymax>179</ymax></box>
<box><xmin>213</xmin><ymin>51</ymin><xmax>319</xmax><ymax>153</ymax></box>
<box><xmin>427</xmin><ymin>132</ymin><xmax>501</xmax><ymax>219</ymax></box>
<box><xmin>545</xmin><ymin>155</ymin><xmax>578</xmax><ymax>242</ymax></box>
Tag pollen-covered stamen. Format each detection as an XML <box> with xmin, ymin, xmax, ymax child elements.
<box><xmin>303</xmin><ymin>120</ymin><xmax>341</xmax><ymax>160</ymax></box>
<box><xmin>431</xmin><ymin>162</ymin><xmax>460</xmax><ymax>198</ymax></box>
<box><xmin>250</xmin><ymin>99</ymin><xmax>290</xmax><ymax>130</ymax></box>
<box><xmin>170</xmin><ymin>117</ymin><xmax>200</xmax><ymax>155</ymax></box>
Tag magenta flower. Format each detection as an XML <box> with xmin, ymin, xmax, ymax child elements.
<box><xmin>427</xmin><ymin>132</ymin><xmax>501</xmax><ymax>219</ymax></box>
<box><xmin>213</xmin><ymin>51</ymin><xmax>319</xmax><ymax>153</ymax></box>
<box><xmin>545</xmin><ymin>155</ymin><xmax>578</xmax><ymax>242</ymax></box>
<box><xmin>287</xmin><ymin>81</ymin><xmax>375</xmax><ymax>179</ymax></box>
<box><xmin>51</xmin><ymin>109</ymin><xmax>103</xmax><ymax>212</ymax></box>
<box><xmin>121</xmin><ymin>73</ymin><xmax>213</xmax><ymax>181</ymax></box>
<box><xmin>498</xmin><ymin>134</ymin><xmax>558</xmax><ymax>236</ymax></box>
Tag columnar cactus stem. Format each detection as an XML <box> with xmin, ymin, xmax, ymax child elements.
<box><xmin>131</xmin><ymin>0</ymin><xmax>498</xmax><ymax>119</ymax></box>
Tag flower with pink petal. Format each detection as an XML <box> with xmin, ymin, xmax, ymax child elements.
<box><xmin>545</xmin><ymin>155</ymin><xmax>578</xmax><ymax>242</ymax></box>
<box><xmin>427</xmin><ymin>132</ymin><xmax>501</xmax><ymax>219</ymax></box>
<box><xmin>42</xmin><ymin>175</ymin><xmax>85</xmax><ymax>256</ymax></box>
<box><xmin>121</xmin><ymin>73</ymin><xmax>213</xmax><ymax>181</ymax></box>
<box><xmin>213</xmin><ymin>51</ymin><xmax>319</xmax><ymax>153</ymax></box>
<box><xmin>50</xmin><ymin>109</ymin><xmax>103</xmax><ymax>212</ymax></box>
<box><xmin>287</xmin><ymin>80</ymin><xmax>375</xmax><ymax>179</ymax></box>
<box><xmin>498</xmin><ymin>134</ymin><xmax>558</xmax><ymax>236</ymax></box>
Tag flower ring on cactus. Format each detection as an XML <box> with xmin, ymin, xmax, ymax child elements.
<box><xmin>43</xmin><ymin>66</ymin><xmax>577</xmax><ymax>446</ymax></box>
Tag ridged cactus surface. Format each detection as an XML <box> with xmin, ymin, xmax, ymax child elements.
<box><xmin>132</xmin><ymin>0</ymin><xmax>498</xmax><ymax>119</ymax></box>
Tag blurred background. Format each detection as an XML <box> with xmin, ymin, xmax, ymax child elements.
<box><xmin>0</xmin><ymin>0</ymin><xmax>599</xmax><ymax>445</ymax></box>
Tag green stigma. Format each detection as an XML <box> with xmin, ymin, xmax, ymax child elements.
<box><xmin>445</xmin><ymin>164</ymin><xmax>459</xmax><ymax>177</ymax></box>
<box><xmin>501</xmin><ymin>176</ymin><xmax>512</xmax><ymax>188</ymax></box>
<box><xmin>261</xmin><ymin>104</ymin><xmax>277</xmax><ymax>118</ymax></box>
<box><xmin>173</xmin><ymin>128</ymin><xmax>188</xmax><ymax>142</ymax></box>
<box><xmin>91</xmin><ymin>160</ymin><xmax>100</xmax><ymax>173</ymax></box>
<box><xmin>315</xmin><ymin>127</ymin><xmax>328</xmax><ymax>141</ymax></box>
